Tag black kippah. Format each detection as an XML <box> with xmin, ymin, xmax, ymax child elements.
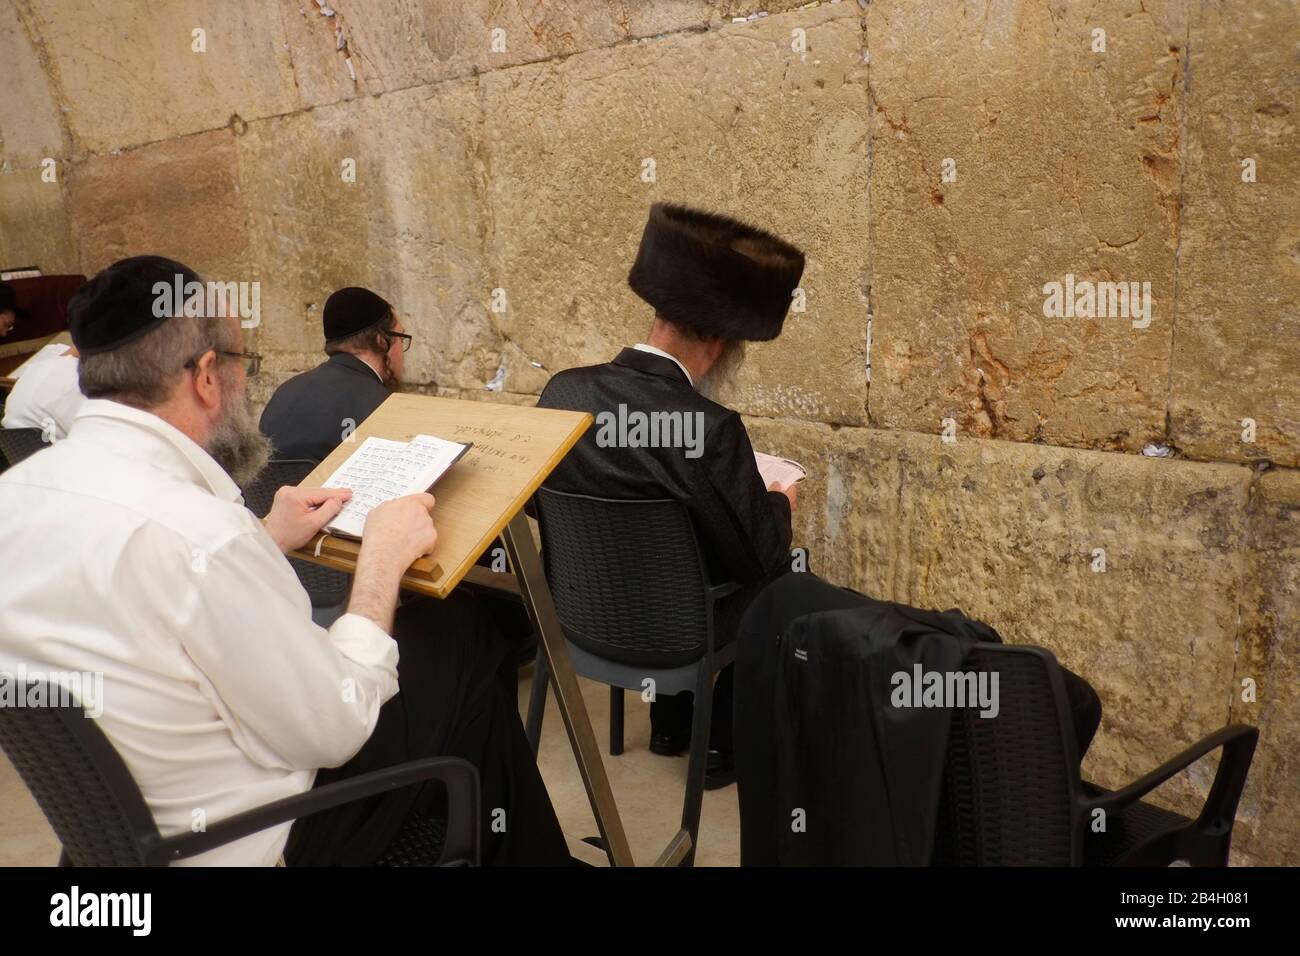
<box><xmin>323</xmin><ymin>287</ymin><xmax>393</xmax><ymax>342</ymax></box>
<box><xmin>68</xmin><ymin>256</ymin><xmax>201</xmax><ymax>356</ymax></box>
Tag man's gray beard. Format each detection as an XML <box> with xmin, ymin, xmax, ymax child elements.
<box><xmin>208</xmin><ymin>389</ymin><xmax>272</xmax><ymax>488</ymax></box>
<box><xmin>697</xmin><ymin>341</ymin><xmax>747</xmax><ymax>402</ymax></box>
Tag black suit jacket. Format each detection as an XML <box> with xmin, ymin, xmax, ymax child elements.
<box><xmin>736</xmin><ymin>575</ymin><xmax>1002</xmax><ymax>866</ymax></box>
<box><xmin>536</xmin><ymin>347</ymin><xmax>792</xmax><ymax>586</ymax></box>
<box><xmin>259</xmin><ymin>352</ymin><xmax>390</xmax><ymax>462</ymax></box>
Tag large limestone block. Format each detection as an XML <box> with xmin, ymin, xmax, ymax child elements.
<box><xmin>294</xmin><ymin>0</ymin><xmax>720</xmax><ymax>100</ymax></box>
<box><xmin>745</xmin><ymin>417</ymin><xmax>1253</xmax><ymax>819</ymax></box>
<box><xmin>1229</xmin><ymin>467</ymin><xmax>1300</xmax><ymax>865</ymax></box>
<box><xmin>235</xmin><ymin>82</ymin><xmax>499</xmax><ymax>390</ymax></box>
<box><xmin>482</xmin><ymin>4</ymin><xmax>871</xmax><ymax>420</ymax></box>
<box><xmin>27</xmin><ymin>0</ymin><xmax>298</xmax><ymax>154</ymax></box>
<box><xmin>0</xmin><ymin>169</ymin><xmax>75</xmax><ymax>273</ymax></box>
<box><xmin>65</xmin><ymin>129</ymin><xmax>250</xmax><ymax>282</ymax></box>
<box><xmin>0</xmin><ymin>0</ymin><xmax>66</xmax><ymax>167</ymax></box>
<box><xmin>868</xmin><ymin>0</ymin><xmax>1187</xmax><ymax>452</ymax></box>
<box><xmin>1170</xmin><ymin>0</ymin><xmax>1300</xmax><ymax>468</ymax></box>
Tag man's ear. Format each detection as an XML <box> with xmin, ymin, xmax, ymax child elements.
<box><xmin>191</xmin><ymin>349</ymin><xmax>223</xmax><ymax>413</ymax></box>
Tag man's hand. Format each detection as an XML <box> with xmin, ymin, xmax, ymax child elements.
<box><xmin>358</xmin><ymin>494</ymin><xmax>438</xmax><ymax>574</ymax></box>
<box><xmin>768</xmin><ymin>479</ymin><xmax>798</xmax><ymax>512</ymax></box>
<box><xmin>347</xmin><ymin>494</ymin><xmax>438</xmax><ymax>633</ymax></box>
<box><xmin>264</xmin><ymin>486</ymin><xmax>353</xmax><ymax>553</ymax></box>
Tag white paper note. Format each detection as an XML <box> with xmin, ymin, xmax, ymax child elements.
<box><xmin>755</xmin><ymin>451</ymin><xmax>807</xmax><ymax>488</ymax></box>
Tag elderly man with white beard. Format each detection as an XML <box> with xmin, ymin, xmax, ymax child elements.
<box><xmin>0</xmin><ymin>256</ymin><xmax>569</xmax><ymax>866</ymax></box>
<box><xmin>535</xmin><ymin>203</ymin><xmax>806</xmax><ymax>789</ymax></box>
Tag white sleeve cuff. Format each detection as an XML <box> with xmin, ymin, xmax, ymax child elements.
<box><xmin>327</xmin><ymin>612</ymin><xmax>400</xmax><ymax>700</ymax></box>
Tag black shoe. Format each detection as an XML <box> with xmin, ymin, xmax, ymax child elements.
<box><xmin>704</xmin><ymin>749</ymin><xmax>736</xmax><ymax>790</ymax></box>
<box><xmin>649</xmin><ymin>732</ymin><xmax>689</xmax><ymax>757</ymax></box>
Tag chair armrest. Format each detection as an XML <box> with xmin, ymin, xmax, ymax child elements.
<box><xmin>148</xmin><ymin>756</ymin><xmax>479</xmax><ymax>865</ymax></box>
<box><xmin>1082</xmin><ymin>724</ymin><xmax>1258</xmax><ymax>819</ymax></box>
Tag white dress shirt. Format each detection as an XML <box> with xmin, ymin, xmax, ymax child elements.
<box><xmin>2</xmin><ymin>352</ymin><xmax>84</xmax><ymax>439</ymax></box>
<box><xmin>0</xmin><ymin>399</ymin><xmax>399</xmax><ymax>865</ymax></box>
<box><xmin>632</xmin><ymin>343</ymin><xmax>695</xmax><ymax>388</ymax></box>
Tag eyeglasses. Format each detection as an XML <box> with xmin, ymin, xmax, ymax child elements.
<box><xmin>184</xmin><ymin>349</ymin><xmax>261</xmax><ymax>376</ymax></box>
<box><xmin>383</xmin><ymin>330</ymin><xmax>413</xmax><ymax>353</ymax></box>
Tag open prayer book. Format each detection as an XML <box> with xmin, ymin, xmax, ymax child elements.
<box><xmin>320</xmin><ymin>434</ymin><xmax>472</xmax><ymax>540</ymax></box>
<box><xmin>755</xmin><ymin>451</ymin><xmax>807</xmax><ymax>488</ymax></box>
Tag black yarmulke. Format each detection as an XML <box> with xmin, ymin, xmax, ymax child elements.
<box><xmin>68</xmin><ymin>256</ymin><xmax>200</xmax><ymax>356</ymax></box>
<box><xmin>323</xmin><ymin>287</ymin><xmax>393</xmax><ymax>342</ymax></box>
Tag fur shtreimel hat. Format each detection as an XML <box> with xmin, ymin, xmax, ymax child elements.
<box><xmin>627</xmin><ymin>203</ymin><xmax>805</xmax><ymax>342</ymax></box>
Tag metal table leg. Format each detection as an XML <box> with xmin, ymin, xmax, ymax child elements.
<box><xmin>501</xmin><ymin>512</ymin><xmax>635</xmax><ymax>868</ymax></box>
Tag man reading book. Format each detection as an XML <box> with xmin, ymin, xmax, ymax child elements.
<box><xmin>536</xmin><ymin>203</ymin><xmax>805</xmax><ymax>788</ymax></box>
<box><xmin>0</xmin><ymin>256</ymin><xmax>569</xmax><ymax>866</ymax></box>
<box><xmin>258</xmin><ymin>283</ymin><xmax>537</xmax><ymax>663</ymax></box>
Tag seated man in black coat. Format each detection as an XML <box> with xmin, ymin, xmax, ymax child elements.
<box><xmin>260</xmin><ymin>286</ymin><xmax>408</xmax><ymax>462</ymax></box>
<box><xmin>536</xmin><ymin>203</ymin><xmax>806</xmax><ymax>788</ymax></box>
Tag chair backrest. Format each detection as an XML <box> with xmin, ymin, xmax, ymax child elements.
<box><xmin>240</xmin><ymin>458</ymin><xmax>319</xmax><ymax>518</ymax></box>
<box><xmin>0</xmin><ymin>681</ymin><xmax>163</xmax><ymax>865</ymax></box>
<box><xmin>932</xmin><ymin>643</ymin><xmax>1083</xmax><ymax>866</ymax></box>
<box><xmin>240</xmin><ymin>458</ymin><xmax>351</xmax><ymax>605</ymax></box>
<box><xmin>534</xmin><ymin>487</ymin><xmax>714</xmax><ymax>669</ymax></box>
<box><xmin>0</xmin><ymin>427</ymin><xmax>51</xmax><ymax>469</ymax></box>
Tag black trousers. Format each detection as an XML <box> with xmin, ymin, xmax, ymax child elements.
<box><xmin>743</xmin><ymin>573</ymin><xmax>1103</xmax><ymax>759</ymax></box>
<box><xmin>649</xmin><ymin>577</ymin><xmax>777</xmax><ymax>751</ymax></box>
<box><xmin>284</xmin><ymin>592</ymin><xmax>570</xmax><ymax>866</ymax></box>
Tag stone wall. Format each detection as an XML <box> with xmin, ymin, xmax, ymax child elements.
<box><xmin>1</xmin><ymin>0</ymin><xmax>1295</xmax><ymax>864</ymax></box>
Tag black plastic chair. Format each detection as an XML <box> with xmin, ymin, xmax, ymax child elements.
<box><xmin>933</xmin><ymin>643</ymin><xmax>1258</xmax><ymax>866</ymax></box>
<box><xmin>241</xmin><ymin>459</ymin><xmax>352</xmax><ymax>610</ymax></box>
<box><xmin>0</xmin><ymin>681</ymin><xmax>479</xmax><ymax>866</ymax></box>
<box><xmin>0</xmin><ymin>427</ymin><xmax>50</xmax><ymax>471</ymax></box>
<box><xmin>528</xmin><ymin>487</ymin><xmax>739</xmax><ymax>866</ymax></box>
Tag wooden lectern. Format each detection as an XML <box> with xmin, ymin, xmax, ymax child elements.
<box><xmin>290</xmin><ymin>393</ymin><xmax>636</xmax><ymax>866</ymax></box>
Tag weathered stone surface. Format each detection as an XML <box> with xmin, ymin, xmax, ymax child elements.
<box><xmin>0</xmin><ymin>169</ymin><xmax>76</xmax><ymax>272</ymax></box>
<box><xmin>304</xmin><ymin>0</ymin><xmax>719</xmax><ymax>100</ymax></box>
<box><xmin>868</xmin><ymin>0</ymin><xmax>1186</xmax><ymax>452</ymax></box>
<box><xmin>235</xmin><ymin>82</ymin><xmax>499</xmax><ymax>390</ymax></box>
<box><xmin>274</xmin><ymin>0</ymin><xmax>365</xmax><ymax>111</ymax></box>
<box><xmin>1229</xmin><ymin>468</ymin><xmax>1300</xmax><ymax>865</ymax></box>
<box><xmin>0</xmin><ymin>0</ymin><xmax>66</xmax><ymax>167</ymax></box>
<box><xmin>1170</xmin><ymin>0</ymin><xmax>1300</xmax><ymax>468</ymax></box>
<box><xmin>745</xmin><ymin>417</ymin><xmax>1259</xmax><ymax>836</ymax></box>
<box><xmin>2</xmin><ymin>0</ymin><xmax>1296</xmax><ymax>867</ymax></box>
<box><xmin>27</xmin><ymin>0</ymin><xmax>299</xmax><ymax>154</ymax></box>
<box><xmin>482</xmin><ymin>4</ymin><xmax>871</xmax><ymax>421</ymax></box>
<box><xmin>65</xmin><ymin>128</ymin><xmax>250</xmax><ymax>281</ymax></box>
